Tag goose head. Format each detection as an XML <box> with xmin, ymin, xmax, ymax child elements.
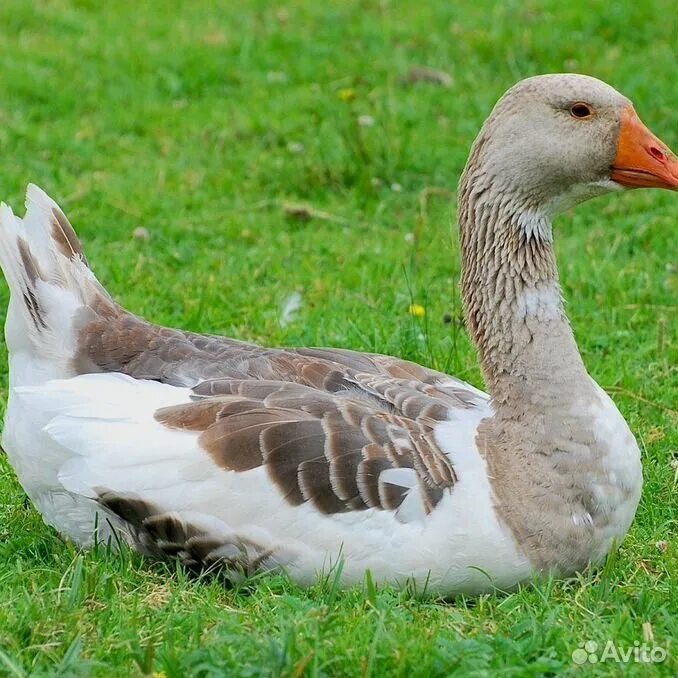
<box><xmin>466</xmin><ymin>73</ymin><xmax>678</xmax><ymax>215</ymax></box>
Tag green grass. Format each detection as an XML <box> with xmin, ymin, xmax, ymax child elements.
<box><xmin>0</xmin><ymin>0</ymin><xmax>676</xmax><ymax>675</ymax></box>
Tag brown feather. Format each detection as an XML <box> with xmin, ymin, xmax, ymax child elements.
<box><xmin>17</xmin><ymin>237</ymin><xmax>43</xmax><ymax>284</ymax></box>
<box><xmin>262</xmin><ymin>419</ymin><xmax>327</xmax><ymax>505</ymax></box>
<box><xmin>155</xmin><ymin>399</ymin><xmax>233</xmax><ymax>431</ymax></box>
<box><xmin>357</xmin><ymin>457</ymin><xmax>392</xmax><ymax>508</ymax></box>
<box><xmin>198</xmin><ymin>409</ymin><xmax>304</xmax><ymax>471</ymax></box>
<box><xmin>96</xmin><ymin>491</ymin><xmax>278</xmax><ymax>576</ymax></box>
<box><xmin>51</xmin><ymin>206</ymin><xmax>88</xmax><ymax>264</ymax></box>
<box><xmin>378</xmin><ymin>477</ymin><xmax>409</xmax><ymax>510</ymax></box>
<box><xmin>298</xmin><ymin>457</ymin><xmax>347</xmax><ymax>513</ymax></box>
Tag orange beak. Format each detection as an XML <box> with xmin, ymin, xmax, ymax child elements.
<box><xmin>611</xmin><ymin>107</ymin><xmax>678</xmax><ymax>190</ymax></box>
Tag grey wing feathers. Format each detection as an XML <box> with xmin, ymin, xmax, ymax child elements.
<box><xmin>156</xmin><ymin>377</ymin><xmax>464</xmax><ymax>517</ymax></box>
<box><xmin>75</xmin><ymin>303</ymin><xmax>488</xmax><ymax>518</ymax></box>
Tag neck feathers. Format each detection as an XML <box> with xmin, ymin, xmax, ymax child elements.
<box><xmin>457</xmin><ymin>154</ymin><xmax>586</xmax><ymax>399</ymax></box>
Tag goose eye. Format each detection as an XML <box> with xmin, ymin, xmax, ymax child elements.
<box><xmin>570</xmin><ymin>103</ymin><xmax>593</xmax><ymax>119</ymax></box>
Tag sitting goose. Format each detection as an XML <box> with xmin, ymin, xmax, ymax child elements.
<box><xmin>1</xmin><ymin>74</ymin><xmax>676</xmax><ymax>594</ymax></box>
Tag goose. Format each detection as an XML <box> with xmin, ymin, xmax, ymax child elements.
<box><xmin>1</xmin><ymin>74</ymin><xmax>676</xmax><ymax>595</ymax></box>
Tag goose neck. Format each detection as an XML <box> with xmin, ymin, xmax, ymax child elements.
<box><xmin>457</xmin><ymin>171</ymin><xmax>589</xmax><ymax>403</ymax></box>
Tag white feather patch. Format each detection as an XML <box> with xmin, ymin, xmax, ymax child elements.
<box><xmin>516</xmin><ymin>283</ymin><xmax>562</xmax><ymax>321</ymax></box>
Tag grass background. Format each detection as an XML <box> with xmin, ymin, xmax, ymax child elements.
<box><xmin>0</xmin><ymin>0</ymin><xmax>676</xmax><ymax>675</ymax></box>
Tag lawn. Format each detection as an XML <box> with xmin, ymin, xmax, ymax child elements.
<box><xmin>0</xmin><ymin>0</ymin><xmax>676</xmax><ymax>675</ymax></box>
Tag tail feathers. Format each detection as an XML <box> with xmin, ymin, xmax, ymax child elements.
<box><xmin>24</xmin><ymin>183</ymin><xmax>89</xmax><ymax>270</ymax></box>
<box><xmin>0</xmin><ymin>202</ymin><xmax>46</xmax><ymax>332</ymax></box>
<box><xmin>0</xmin><ymin>186</ymin><xmax>105</xmax><ymax>361</ymax></box>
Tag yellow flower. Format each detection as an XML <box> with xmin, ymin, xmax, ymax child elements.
<box><xmin>408</xmin><ymin>304</ymin><xmax>425</xmax><ymax>318</ymax></box>
<box><xmin>337</xmin><ymin>88</ymin><xmax>356</xmax><ymax>102</ymax></box>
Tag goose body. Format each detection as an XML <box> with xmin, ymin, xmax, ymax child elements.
<box><xmin>1</xmin><ymin>74</ymin><xmax>676</xmax><ymax>594</ymax></box>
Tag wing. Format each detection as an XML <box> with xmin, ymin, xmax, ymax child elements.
<box><xmin>72</xmin><ymin>296</ymin><xmax>486</xmax><ymax>408</ymax></box>
<box><xmin>70</xmin><ymin>299</ymin><xmax>490</xmax><ymax>519</ymax></box>
<box><xmin>64</xmin><ymin>299</ymin><xmax>492</xmax><ymax>552</ymax></box>
<box><xmin>155</xmin><ymin>376</ymin><xmax>469</xmax><ymax>521</ymax></box>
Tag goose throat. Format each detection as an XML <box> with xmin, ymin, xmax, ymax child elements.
<box><xmin>457</xmin><ymin>168</ymin><xmax>588</xmax><ymax>400</ymax></box>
